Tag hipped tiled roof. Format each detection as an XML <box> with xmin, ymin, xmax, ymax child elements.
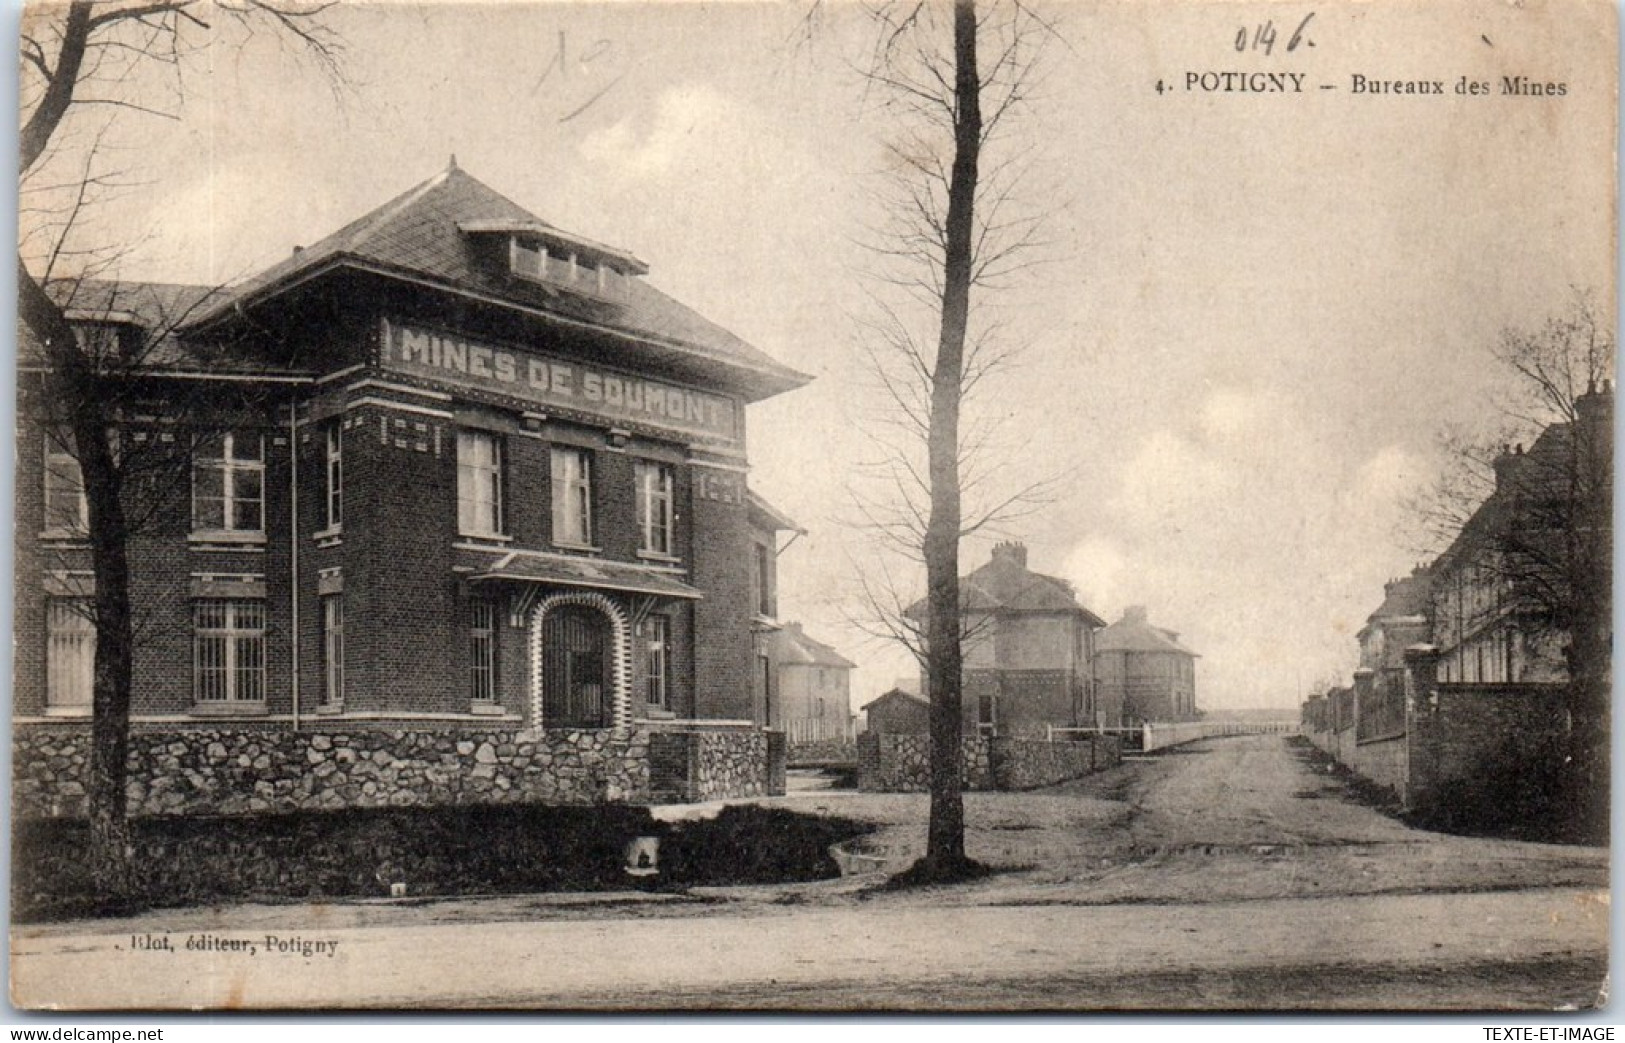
<box><xmin>182</xmin><ymin>164</ymin><xmax>809</xmax><ymax>399</ymax></box>
<box><xmin>1095</xmin><ymin>612</ymin><xmax>1199</xmax><ymax>657</ymax></box>
<box><xmin>775</xmin><ymin>622</ymin><xmax>856</xmax><ymax>669</ymax></box>
<box><xmin>904</xmin><ymin>549</ymin><xmax>1106</xmax><ymax>626</ymax></box>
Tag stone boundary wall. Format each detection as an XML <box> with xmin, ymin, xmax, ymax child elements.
<box><xmin>856</xmin><ymin>733</ymin><xmax>992</xmax><ymax>792</ymax></box>
<box><xmin>856</xmin><ymin>733</ymin><xmax>1116</xmax><ymax>792</ymax></box>
<box><xmin>692</xmin><ymin>731</ymin><xmax>772</xmax><ymax>801</ymax></box>
<box><xmin>15</xmin><ymin>724</ymin><xmax>688</xmax><ymax>818</ymax></box>
<box><xmin>1407</xmin><ymin>684</ymin><xmax>1570</xmax><ymax>815</ymax></box>
<box><xmin>989</xmin><ymin>736</ymin><xmax>1119</xmax><ymax>790</ymax></box>
<box><xmin>645</xmin><ymin>728</ymin><xmax>777</xmax><ymax>803</ymax></box>
<box><xmin>1300</xmin><ymin>684</ymin><xmax>1568</xmax><ymax>814</ymax></box>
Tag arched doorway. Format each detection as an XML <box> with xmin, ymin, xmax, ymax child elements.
<box><xmin>528</xmin><ymin>592</ymin><xmax>632</xmax><ymax>730</ymax></box>
<box><xmin>542</xmin><ymin>604</ymin><xmax>611</xmax><ymax>727</ymax></box>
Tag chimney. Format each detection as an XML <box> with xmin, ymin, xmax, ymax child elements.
<box><xmin>990</xmin><ymin>541</ymin><xmax>1028</xmax><ymax>568</ymax></box>
<box><xmin>1123</xmin><ymin>605</ymin><xmax>1148</xmax><ymax>625</ymax></box>
<box><xmin>1576</xmin><ymin>379</ymin><xmax>1613</xmax><ymax>429</ymax></box>
<box><xmin>1491</xmin><ymin>443</ymin><xmax>1524</xmax><ymax>488</ymax></box>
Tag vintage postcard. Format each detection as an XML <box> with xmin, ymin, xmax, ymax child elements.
<box><xmin>10</xmin><ymin>0</ymin><xmax>1615</xmax><ymax>1013</ymax></box>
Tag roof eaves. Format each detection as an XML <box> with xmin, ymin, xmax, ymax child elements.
<box><xmin>188</xmin><ymin>255</ymin><xmax>812</xmax><ymax>398</ymax></box>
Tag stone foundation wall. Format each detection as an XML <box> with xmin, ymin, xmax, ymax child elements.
<box><xmin>14</xmin><ymin>724</ymin><xmax>660</xmax><ymax>818</ymax></box>
<box><xmin>989</xmin><ymin>736</ymin><xmax>1119</xmax><ymax>790</ymax></box>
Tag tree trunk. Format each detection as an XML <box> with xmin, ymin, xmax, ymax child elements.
<box><xmin>19</xmin><ymin>262</ymin><xmax>136</xmax><ymax>901</ymax></box>
<box><xmin>920</xmin><ymin>0</ymin><xmax>982</xmax><ymax>877</ymax></box>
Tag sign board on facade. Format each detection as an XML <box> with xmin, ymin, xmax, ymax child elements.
<box><xmin>379</xmin><ymin>319</ymin><xmax>739</xmax><ymax>445</ymax></box>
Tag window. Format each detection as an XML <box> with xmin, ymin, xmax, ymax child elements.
<box><xmin>644</xmin><ymin>616</ymin><xmax>670</xmax><ymax>708</ymax></box>
<box><xmin>324</xmin><ymin>423</ymin><xmax>343</xmax><ymax>530</ymax></box>
<box><xmin>457</xmin><ymin>431</ymin><xmax>504</xmax><ymax>537</ymax></box>
<box><xmin>470</xmin><ymin>600</ymin><xmax>497</xmax><ymax>703</ymax></box>
<box><xmin>752</xmin><ymin>542</ymin><xmax>775</xmax><ymax>617</ymax></box>
<box><xmin>43</xmin><ymin>435</ymin><xmax>88</xmax><ymax>533</ymax></box>
<box><xmin>321</xmin><ymin>595</ymin><xmax>344</xmax><ymax>707</ymax></box>
<box><xmin>193</xmin><ymin>432</ymin><xmax>265</xmax><ymax>534</ymax></box>
<box><xmin>46</xmin><ymin>599</ymin><xmax>94</xmax><ymax>711</ymax></box>
<box><xmin>635</xmin><ymin>460</ymin><xmax>675</xmax><ymax>556</ymax></box>
<box><xmin>551</xmin><ymin>447</ymin><xmax>594</xmax><ymax>547</ymax></box>
<box><xmin>194</xmin><ymin>600</ymin><xmax>266</xmax><ymax>704</ymax></box>
<box><xmin>511</xmin><ymin>238</ymin><xmax>547</xmax><ymax>281</ymax></box>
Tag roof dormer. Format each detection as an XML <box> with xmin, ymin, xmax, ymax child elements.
<box><xmin>458</xmin><ymin>218</ymin><xmax>649</xmax><ymax>305</ymax></box>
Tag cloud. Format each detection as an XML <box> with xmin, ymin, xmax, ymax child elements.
<box><xmin>1352</xmin><ymin>444</ymin><xmax>1427</xmax><ymax>506</ymax></box>
<box><xmin>1060</xmin><ymin>536</ymin><xmax>1127</xmax><ymax>619</ymax></box>
<box><xmin>1052</xmin><ymin>387</ymin><xmax>1425</xmax><ymax>710</ymax></box>
<box><xmin>579</xmin><ymin>83</ymin><xmax>786</xmax><ymax>189</ymax></box>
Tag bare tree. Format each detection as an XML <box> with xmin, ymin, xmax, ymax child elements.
<box><xmin>18</xmin><ymin>0</ymin><xmax>344</xmax><ymax>901</ymax></box>
<box><xmin>1410</xmin><ymin>292</ymin><xmax>1613</xmax><ymax>834</ymax></box>
<box><xmin>844</xmin><ymin>0</ymin><xmax>1060</xmax><ymax>882</ymax></box>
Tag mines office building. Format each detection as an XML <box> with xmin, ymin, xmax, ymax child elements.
<box><xmin>14</xmin><ymin>163</ymin><xmax>811</xmax><ymax>814</ymax></box>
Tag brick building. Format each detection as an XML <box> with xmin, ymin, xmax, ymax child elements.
<box><xmin>860</xmin><ymin>688</ymin><xmax>931</xmax><ymax>736</ymax></box>
<box><xmin>1429</xmin><ymin>384</ymin><xmax>1612</xmax><ymax>687</ymax></box>
<box><xmin>1092</xmin><ymin>605</ymin><xmax>1199</xmax><ymax>726</ymax></box>
<box><xmin>14</xmin><ymin>162</ymin><xmax>809</xmax><ymax>814</ymax></box>
<box><xmin>910</xmin><ymin>542</ymin><xmax>1106</xmax><ymax>739</ymax></box>
<box><xmin>766</xmin><ymin>622</ymin><xmax>856</xmax><ymax>742</ymax></box>
<box><xmin>1351</xmin><ymin>565</ymin><xmax>1432</xmax><ymax>742</ymax></box>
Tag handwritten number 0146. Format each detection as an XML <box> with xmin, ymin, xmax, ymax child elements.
<box><xmin>1235</xmin><ymin>12</ymin><xmax>1315</xmax><ymax>56</ymax></box>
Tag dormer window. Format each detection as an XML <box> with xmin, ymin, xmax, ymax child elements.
<box><xmin>463</xmin><ymin>219</ymin><xmax>648</xmax><ymax>303</ymax></box>
<box><xmin>511</xmin><ymin>239</ymin><xmax>547</xmax><ymax>282</ymax></box>
<box><xmin>508</xmin><ymin>235</ymin><xmax>623</xmax><ymax>301</ymax></box>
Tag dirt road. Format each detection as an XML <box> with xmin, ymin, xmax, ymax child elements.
<box><xmin>10</xmin><ymin>734</ymin><xmax>1609</xmax><ymax>1010</ymax></box>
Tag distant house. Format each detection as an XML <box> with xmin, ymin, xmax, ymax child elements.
<box><xmin>767</xmin><ymin>622</ymin><xmax>855</xmax><ymax>742</ymax></box>
<box><xmin>1093</xmin><ymin>606</ymin><xmax>1199</xmax><ymax>726</ymax></box>
<box><xmin>861</xmin><ymin>687</ymin><xmax>931</xmax><ymax>735</ymax></box>
<box><xmin>908</xmin><ymin>541</ymin><xmax>1106</xmax><ymax>739</ymax></box>
<box><xmin>1353</xmin><ymin>566</ymin><xmax>1433</xmax><ymax>741</ymax></box>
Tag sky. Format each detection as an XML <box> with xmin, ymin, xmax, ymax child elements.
<box><xmin>20</xmin><ymin>0</ymin><xmax>1617</xmax><ymax>713</ymax></box>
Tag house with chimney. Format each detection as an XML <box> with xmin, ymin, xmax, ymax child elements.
<box><xmin>908</xmin><ymin>542</ymin><xmax>1106</xmax><ymax>739</ymax></box>
<box><xmin>1093</xmin><ymin>606</ymin><xmax>1199</xmax><ymax>726</ymax></box>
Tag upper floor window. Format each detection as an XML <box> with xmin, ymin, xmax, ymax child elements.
<box><xmin>752</xmin><ymin>541</ymin><xmax>775</xmax><ymax>618</ymax></box>
<box><xmin>457</xmin><ymin>430</ymin><xmax>504</xmax><ymax>538</ymax></box>
<box><xmin>193</xmin><ymin>432</ymin><xmax>264</xmax><ymax>535</ymax></box>
<box><xmin>551</xmin><ymin>447</ymin><xmax>594</xmax><ymax>548</ymax></box>
<box><xmin>635</xmin><ymin>460</ymin><xmax>675</xmax><ymax>556</ymax></box>
<box><xmin>43</xmin><ymin>434</ymin><xmax>88</xmax><ymax>534</ymax></box>
<box><xmin>324</xmin><ymin>423</ymin><xmax>343</xmax><ymax>530</ymax></box>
